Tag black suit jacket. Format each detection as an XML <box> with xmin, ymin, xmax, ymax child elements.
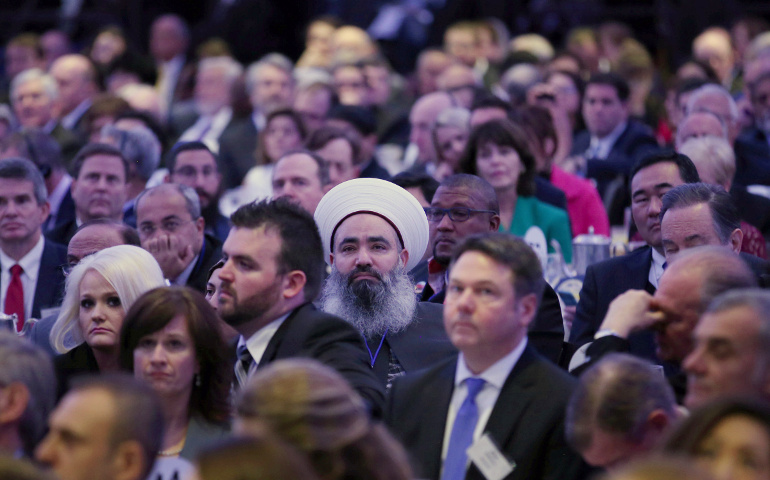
<box><xmin>732</xmin><ymin>184</ymin><xmax>770</xmax><ymax>240</ymax></box>
<box><xmin>45</xmin><ymin>218</ymin><xmax>78</xmax><ymax>247</ymax></box>
<box><xmin>21</xmin><ymin>239</ymin><xmax>67</xmax><ymax>320</ymax></box>
<box><xmin>734</xmin><ymin>126</ymin><xmax>770</xmax><ymax>187</ymax></box>
<box><xmin>386</xmin><ymin>345</ymin><xmax>589</xmax><ymax>480</ymax></box>
<box><xmin>218</xmin><ymin>117</ymin><xmax>259</xmax><ymax>189</ymax></box>
<box><xmin>257</xmin><ymin>302</ymin><xmax>385</xmax><ymax>417</ymax></box>
<box><xmin>366</xmin><ymin>302</ymin><xmax>456</xmax><ymax>386</ymax></box>
<box><xmin>44</xmin><ymin>187</ymin><xmax>76</xmax><ymax>235</ymax></box>
<box><xmin>569</xmin><ymin>246</ymin><xmax>659</xmax><ymax>362</ymax></box>
<box><xmin>186</xmin><ymin>234</ymin><xmax>222</xmax><ymax>293</ymax></box>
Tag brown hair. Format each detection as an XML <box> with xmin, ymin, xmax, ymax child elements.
<box><xmin>119</xmin><ymin>286</ymin><xmax>232</xmax><ymax>423</ymax></box>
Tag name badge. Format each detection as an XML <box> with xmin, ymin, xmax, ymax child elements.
<box><xmin>467</xmin><ymin>433</ymin><xmax>516</xmax><ymax>480</ymax></box>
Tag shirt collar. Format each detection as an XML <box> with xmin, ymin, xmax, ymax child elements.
<box><xmin>60</xmin><ymin>99</ymin><xmax>92</xmax><ymax>130</ymax></box>
<box><xmin>238</xmin><ymin>311</ymin><xmax>292</xmax><ymax>364</ymax></box>
<box><xmin>0</xmin><ymin>235</ymin><xmax>45</xmax><ymax>276</ymax></box>
<box><xmin>455</xmin><ymin>337</ymin><xmax>528</xmax><ymax>390</ymax></box>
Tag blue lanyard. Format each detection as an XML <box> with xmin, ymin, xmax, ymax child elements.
<box><xmin>364</xmin><ymin>329</ymin><xmax>388</xmax><ymax>368</ymax></box>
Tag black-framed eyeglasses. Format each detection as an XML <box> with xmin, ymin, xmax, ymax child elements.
<box><xmin>423</xmin><ymin>207</ymin><xmax>497</xmax><ymax>223</ymax></box>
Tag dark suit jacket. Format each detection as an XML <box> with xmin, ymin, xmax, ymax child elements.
<box><xmin>50</xmin><ymin>122</ymin><xmax>85</xmax><ymax>169</ymax></box>
<box><xmin>218</xmin><ymin>117</ymin><xmax>259</xmax><ymax>189</ymax></box>
<box><xmin>45</xmin><ymin>218</ymin><xmax>78</xmax><ymax>247</ymax></box>
<box><xmin>569</xmin><ymin>245</ymin><xmax>659</xmax><ymax>362</ymax></box>
<box><xmin>359</xmin><ymin>157</ymin><xmax>391</xmax><ymax>180</ymax></box>
<box><xmin>366</xmin><ymin>302</ymin><xmax>456</xmax><ymax>386</ymax></box>
<box><xmin>534</xmin><ymin>176</ymin><xmax>568</xmax><ymax>212</ymax></box>
<box><xmin>23</xmin><ymin>239</ymin><xmax>67</xmax><ymax>320</ymax></box>
<box><xmin>186</xmin><ymin>234</ymin><xmax>223</xmax><ymax>293</ymax></box>
<box><xmin>732</xmin><ymin>184</ymin><xmax>770</xmax><ymax>240</ymax></box>
<box><xmin>734</xmin><ymin>126</ymin><xmax>770</xmax><ymax>187</ymax></box>
<box><xmin>44</xmin><ymin>187</ymin><xmax>76</xmax><ymax>235</ymax></box>
<box><xmin>386</xmin><ymin>345</ymin><xmax>589</xmax><ymax>480</ymax></box>
<box><xmin>53</xmin><ymin>342</ymin><xmax>99</xmax><ymax>398</ymax></box>
<box><xmin>258</xmin><ymin>302</ymin><xmax>385</xmax><ymax>417</ymax></box>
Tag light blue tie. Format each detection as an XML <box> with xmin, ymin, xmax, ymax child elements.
<box><xmin>442</xmin><ymin>377</ymin><xmax>486</xmax><ymax>480</ymax></box>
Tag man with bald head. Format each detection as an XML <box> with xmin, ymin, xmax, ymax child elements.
<box><xmin>49</xmin><ymin>54</ymin><xmax>99</xmax><ymax>136</ymax></box>
<box><xmin>436</xmin><ymin>63</ymin><xmax>478</xmax><ymax>109</ymax></box>
<box><xmin>692</xmin><ymin>27</ymin><xmax>738</xmax><ymax>93</ymax></box>
<box><xmin>407</xmin><ymin>91</ymin><xmax>454</xmax><ymax>170</ymax></box>
<box><xmin>28</xmin><ymin>219</ymin><xmax>140</xmax><ymax>354</ymax></box>
<box><xmin>580</xmin><ymin>246</ymin><xmax>758</xmax><ymax>402</ymax></box>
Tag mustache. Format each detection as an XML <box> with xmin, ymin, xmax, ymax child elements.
<box><xmin>347</xmin><ymin>265</ymin><xmax>384</xmax><ymax>284</ymax></box>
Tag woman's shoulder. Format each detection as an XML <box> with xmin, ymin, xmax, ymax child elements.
<box><xmin>524</xmin><ymin>196</ymin><xmax>570</xmax><ymax>221</ymax></box>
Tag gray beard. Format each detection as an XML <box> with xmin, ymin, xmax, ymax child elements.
<box><xmin>319</xmin><ymin>263</ymin><xmax>418</xmax><ymax>339</ymax></box>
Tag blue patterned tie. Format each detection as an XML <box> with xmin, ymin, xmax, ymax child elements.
<box><xmin>442</xmin><ymin>377</ymin><xmax>486</xmax><ymax>480</ymax></box>
<box><xmin>234</xmin><ymin>344</ymin><xmax>255</xmax><ymax>387</ymax></box>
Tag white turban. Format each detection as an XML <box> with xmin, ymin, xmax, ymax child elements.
<box><xmin>313</xmin><ymin>178</ymin><xmax>429</xmax><ymax>272</ymax></box>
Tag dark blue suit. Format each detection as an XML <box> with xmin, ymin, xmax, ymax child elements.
<box><xmin>386</xmin><ymin>345</ymin><xmax>590</xmax><ymax>480</ymax></box>
<box><xmin>734</xmin><ymin>126</ymin><xmax>770</xmax><ymax>187</ymax></box>
<box><xmin>569</xmin><ymin>246</ymin><xmax>658</xmax><ymax>362</ymax></box>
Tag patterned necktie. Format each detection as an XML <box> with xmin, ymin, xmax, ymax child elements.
<box><xmin>442</xmin><ymin>377</ymin><xmax>486</xmax><ymax>480</ymax></box>
<box><xmin>234</xmin><ymin>344</ymin><xmax>255</xmax><ymax>387</ymax></box>
<box><xmin>5</xmin><ymin>265</ymin><xmax>24</xmax><ymax>332</ymax></box>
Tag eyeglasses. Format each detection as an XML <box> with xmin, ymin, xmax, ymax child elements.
<box><xmin>138</xmin><ymin>218</ymin><xmax>194</xmax><ymax>237</ymax></box>
<box><xmin>423</xmin><ymin>207</ymin><xmax>496</xmax><ymax>223</ymax></box>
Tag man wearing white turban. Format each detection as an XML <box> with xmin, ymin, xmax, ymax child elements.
<box><xmin>315</xmin><ymin>178</ymin><xmax>456</xmax><ymax>390</ymax></box>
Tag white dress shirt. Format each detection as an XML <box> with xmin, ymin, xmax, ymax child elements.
<box><xmin>0</xmin><ymin>236</ymin><xmax>45</xmax><ymax>320</ymax></box>
<box><xmin>440</xmin><ymin>337</ymin><xmax>528</xmax><ymax>473</ymax></box>
<box><xmin>236</xmin><ymin>311</ymin><xmax>291</xmax><ymax>375</ymax></box>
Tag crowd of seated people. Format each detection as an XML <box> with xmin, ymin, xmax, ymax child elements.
<box><xmin>4</xmin><ymin>9</ymin><xmax>770</xmax><ymax>480</ymax></box>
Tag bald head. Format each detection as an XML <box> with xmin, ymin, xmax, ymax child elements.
<box><xmin>409</xmin><ymin>92</ymin><xmax>454</xmax><ymax>163</ymax></box>
<box><xmin>50</xmin><ymin>54</ymin><xmax>98</xmax><ymax>116</ymax></box>
<box><xmin>150</xmin><ymin>14</ymin><xmax>189</xmax><ymax>62</ymax></box>
<box><xmin>331</xmin><ymin>26</ymin><xmax>376</xmax><ymax>62</ymax></box>
<box><xmin>675</xmin><ymin>111</ymin><xmax>727</xmax><ymax>150</ymax></box>
<box><xmin>692</xmin><ymin>27</ymin><xmax>734</xmax><ymax>86</ymax></box>
<box><xmin>66</xmin><ymin>221</ymin><xmax>136</xmax><ymax>268</ymax></box>
<box><xmin>436</xmin><ymin>63</ymin><xmax>478</xmax><ymax>109</ymax></box>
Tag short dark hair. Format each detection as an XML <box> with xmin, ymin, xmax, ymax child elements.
<box><xmin>71</xmin><ymin>143</ymin><xmax>129</xmax><ymax>180</ymax></box>
<box><xmin>438</xmin><ymin>174</ymin><xmax>499</xmax><ymax>213</ymax></box>
<box><xmin>660</xmin><ymin>183</ymin><xmax>739</xmax><ymax>244</ymax></box>
<box><xmin>166</xmin><ymin>141</ymin><xmax>219</xmax><ymax>173</ymax></box>
<box><xmin>119</xmin><ymin>286</ymin><xmax>232</xmax><ymax>424</ymax></box>
<box><xmin>305</xmin><ymin>125</ymin><xmax>362</xmax><ymax>166</ymax></box>
<box><xmin>450</xmin><ymin>232</ymin><xmax>545</xmax><ymax>304</ymax></box>
<box><xmin>630</xmin><ymin>151</ymin><xmax>700</xmax><ymax>186</ymax></box>
<box><xmin>470</xmin><ymin>94</ymin><xmax>511</xmax><ymax>113</ymax></box>
<box><xmin>230</xmin><ymin>198</ymin><xmax>325</xmax><ymax>301</ymax></box>
<box><xmin>69</xmin><ymin>374</ymin><xmax>163</xmax><ymax>479</ymax></box>
<box><xmin>74</xmin><ymin>218</ymin><xmax>141</xmax><ymax>246</ymax></box>
<box><xmin>390</xmin><ymin>172</ymin><xmax>439</xmax><ymax>204</ymax></box>
<box><xmin>459</xmin><ymin>119</ymin><xmax>537</xmax><ymax>196</ymax></box>
<box><xmin>566</xmin><ymin>353</ymin><xmax>677</xmax><ymax>452</ymax></box>
<box><xmin>327</xmin><ymin>105</ymin><xmax>377</xmax><ymax>136</ymax></box>
<box><xmin>0</xmin><ymin>157</ymin><xmax>48</xmax><ymax>204</ymax></box>
<box><xmin>586</xmin><ymin>72</ymin><xmax>630</xmax><ymax>102</ymax></box>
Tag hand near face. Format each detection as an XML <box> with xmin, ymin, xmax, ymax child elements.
<box><xmin>144</xmin><ymin>233</ymin><xmax>195</xmax><ymax>281</ymax></box>
<box><xmin>599</xmin><ymin>289</ymin><xmax>666</xmax><ymax>338</ymax></box>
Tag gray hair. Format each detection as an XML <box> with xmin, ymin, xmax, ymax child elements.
<box><xmin>10</xmin><ymin>68</ymin><xmax>58</xmax><ymax>103</ymax></box>
<box><xmin>0</xmin><ymin>157</ymin><xmax>47</xmax><ymax>204</ymax></box>
<box><xmin>679</xmin><ymin>136</ymin><xmax>735</xmax><ymax>188</ymax></box>
<box><xmin>686</xmin><ymin>84</ymin><xmax>739</xmax><ymax>122</ymax></box>
<box><xmin>100</xmin><ymin>125</ymin><xmax>161</xmax><ymax>181</ymax></box>
<box><xmin>198</xmin><ymin>56</ymin><xmax>244</xmax><ymax>86</ymax></box>
<box><xmin>433</xmin><ymin>106</ymin><xmax>471</xmax><ymax>131</ymax></box>
<box><xmin>0</xmin><ymin>331</ymin><xmax>55</xmax><ymax>456</ymax></box>
<box><xmin>566</xmin><ymin>353</ymin><xmax>677</xmax><ymax>451</ymax></box>
<box><xmin>246</xmin><ymin>53</ymin><xmax>294</xmax><ymax>93</ymax></box>
<box><xmin>136</xmin><ymin>182</ymin><xmax>201</xmax><ymax>219</ymax></box>
<box><xmin>50</xmin><ymin>245</ymin><xmax>166</xmax><ymax>353</ymax></box>
<box><xmin>660</xmin><ymin>183</ymin><xmax>739</xmax><ymax>244</ymax></box>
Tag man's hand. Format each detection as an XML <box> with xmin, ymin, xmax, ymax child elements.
<box><xmin>598</xmin><ymin>290</ymin><xmax>666</xmax><ymax>338</ymax></box>
<box><xmin>143</xmin><ymin>234</ymin><xmax>195</xmax><ymax>281</ymax></box>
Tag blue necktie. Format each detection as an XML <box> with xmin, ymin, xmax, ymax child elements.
<box><xmin>442</xmin><ymin>377</ymin><xmax>486</xmax><ymax>480</ymax></box>
<box><xmin>234</xmin><ymin>344</ymin><xmax>255</xmax><ymax>386</ymax></box>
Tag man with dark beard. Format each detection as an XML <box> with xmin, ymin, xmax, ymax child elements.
<box><xmin>315</xmin><ymin>178</ymin><xmax>455</xmax><ymax>390</ymax></box>
<box><xmin>166</xmin><ymin>142</ymin><xmax>229</xmax><ymax>242</ymax></box>
<box><xmin>217</xmin><ymin>198</ymin><xmax>384</xmax><ymax>414</ymax></box>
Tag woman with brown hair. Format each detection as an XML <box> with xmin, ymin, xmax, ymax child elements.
<box><xmin>235</xmin><ymin>358</ymin><xmax>412</xmax><ymax>480</ymax></box>
<box><xmin>120</xmin><ymin>286</ymin><xmax>232</xmax><ymax>461</ymax></box>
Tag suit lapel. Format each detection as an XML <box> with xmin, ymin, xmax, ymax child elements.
<box><xmin>418</xmin><ymin>358</ymin><xmax>457</xmax><ymax>480</ymax></box>
<box><xmin>259</xmin><ymin>304</ymin><xmax>305</xmax><ymax>364</ymax></box>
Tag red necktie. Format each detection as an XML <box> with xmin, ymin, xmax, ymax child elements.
<box><xmin>5</xmin><ymin>264</ymin><xmax>24</xmax><ymax>332</ymax></box>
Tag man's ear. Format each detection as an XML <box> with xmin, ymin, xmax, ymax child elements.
<box><xmin>516</xmin><ymin>293</ymin><xmax>538</xmax><ymax>329</ymax></box>
<box><xmin>111</xmin><ymin>440</ymin><xmax>146</xmax><ymax>480</ymax></box>
<box><xmin>0</xmin><ymin>382</ymin><xmax>30</xmax><ymax>424</ymax></box>
<box><xmin>489</xmin><ymin>214</ymin><xmax>501</xmax><ymax>232</ymax></box>
<box><xmin>282</xmin><ymin>270</ymin><xmax>307</xmax><ymax>300</ymax></box>
<box><xmin>729</xmin><ymin>228</ymin><xmax>744</xmax><ymax>254</ymax></box>
<box><xmin>399</xmin><ymin>248</ymin><xmax>409</xmax><ymax>269</ymax></box>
